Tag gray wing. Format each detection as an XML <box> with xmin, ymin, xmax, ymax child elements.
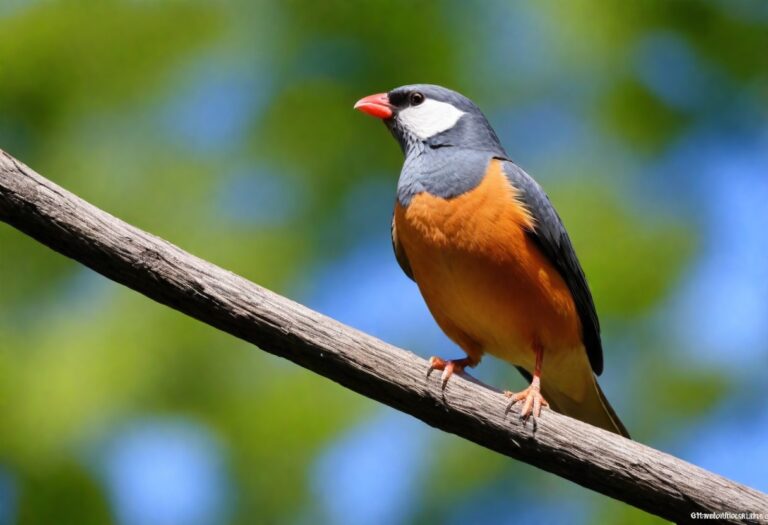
<box><xmin>391</xmin><ymin>215</ymin><xmax>414</xmax><ymax>281</ymax></box>
<box><xmin>500</xmin><ymin>159</ymin><xmax>604</xmax><ymax>375</ymax></box>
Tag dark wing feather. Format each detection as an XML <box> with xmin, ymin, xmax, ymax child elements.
<box><xmin>391</xmin><ymin>215</ymin><xmax>414</xmax><ymax>281</ymax></box>
<box><xmin>500</xmin><ymin>159</ymin><xmax>604</xmax><ymax>375</ymax></box>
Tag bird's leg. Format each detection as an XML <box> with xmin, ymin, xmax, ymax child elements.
<box><xmin>427</xmin><ymin>355</ymin><xmax>477</xmax><ymax>389</ymax></box>
<box><xmin>505</xmin><ymin>344</ymin><xmax>549</xmax><ymax>422</ymax></box>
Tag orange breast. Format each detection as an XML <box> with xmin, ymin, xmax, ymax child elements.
<box><xmin>394</xmin><ymin>159</ymin><xmax>582</xmax><ymax>369</ymax></box>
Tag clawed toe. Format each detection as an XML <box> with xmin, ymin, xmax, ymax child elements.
<box><xmin>427</xmin><ymin>356</ymin><xmax>473</xmax><ymax>389</ymax></box>
<box><xmin>504</xmin><ymin>385</ymin><xmax>549</xmax><ymax>422</ymax></box>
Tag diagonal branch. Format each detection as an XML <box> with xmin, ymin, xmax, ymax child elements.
<box><xmin>0</xmin><ymin>149</ymin><xmax>765</xmax><ymax>524</ymax></box>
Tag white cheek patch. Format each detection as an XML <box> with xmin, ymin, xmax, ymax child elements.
<box><xmin>397</xmin><ymin>99</ymin><xmax>465</xmax><ymax>140</ymax></box>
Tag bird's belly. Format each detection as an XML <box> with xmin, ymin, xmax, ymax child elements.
<box><xmin>393</xmin><ymin>166</ymin><xmax>582</xmax><ymax>369</ymax></box>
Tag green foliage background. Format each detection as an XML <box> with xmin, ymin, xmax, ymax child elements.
<box><xmin>1</xmin><ymin>1</ymin><xmax>766</xmax><ymax>524</ymax></box>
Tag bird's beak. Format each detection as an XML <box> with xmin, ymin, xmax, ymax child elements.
<box><xmin>354</xmin><ymin>93</ymin><xmax>393</xmax><ymax>119</ymax></box>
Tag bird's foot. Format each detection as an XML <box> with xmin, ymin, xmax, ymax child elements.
<box><xmin>504</xmin><ymin>384</ymin><xmax>549</xmax><ymax>423</ymax></box>
<box><xmin>427</xmin><ymin>356</ymin><xmax>474</xmax><ymax>389</ymax></box>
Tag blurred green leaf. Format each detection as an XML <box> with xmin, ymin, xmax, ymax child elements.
<box><xmin>551</xmin><ymin>182</ymin><xmax>696</xmax><ymax>317</ymax></box>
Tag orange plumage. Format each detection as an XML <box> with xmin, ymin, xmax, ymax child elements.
<box><xmin>394</xmin><ymin>159</ymin><xmax>581</xmax><ymax>366</ymax></box>
<box><xmin>394</xmin><ymin>160</ymin><xmax>625</xmax><ymax>434</ymax></box>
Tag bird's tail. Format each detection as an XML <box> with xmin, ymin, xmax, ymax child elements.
<box><xmin>542</xmin><ymin>375</ymin><xmax>630</xmax><ymax>438</ymax></box>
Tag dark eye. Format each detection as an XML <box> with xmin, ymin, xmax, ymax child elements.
<box><xmin>409</xmin><ymin>92</ymin><xmax>425</xmax><ymax>106</ymax></box>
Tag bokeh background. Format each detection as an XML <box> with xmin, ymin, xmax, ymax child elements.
<box><xmin>1</xmin><ymin>1</ymin><xmax>767</xmax><ymax>523</ymax></box>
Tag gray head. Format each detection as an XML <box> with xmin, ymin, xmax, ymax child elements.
<box><xmin>355</xmin><ymin>84</ymin><xmax>506</xmax><ymax>157</ymax></box>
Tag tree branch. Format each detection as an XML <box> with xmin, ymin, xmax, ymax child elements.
<box><xmin>0</xmin><ymin>149</ymin><xmax>765</xmax><ymax>524</ymax></box>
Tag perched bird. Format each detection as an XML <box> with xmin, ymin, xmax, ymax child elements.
<box><xmin>354</xmin><ymin>84</ymin><xmax>629</xmax><ymax>437</ymax></box>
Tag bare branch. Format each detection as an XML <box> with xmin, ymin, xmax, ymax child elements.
<box><xmin>1</xmin><ymin>149</ymin><xmax>765</xmax><ymax>524</ymax></box>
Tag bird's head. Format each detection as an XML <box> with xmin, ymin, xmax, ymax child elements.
<box><xmin>354</xmin><ymin>84</ymin><xmax>505</xmax><ymax>157</ymax></box>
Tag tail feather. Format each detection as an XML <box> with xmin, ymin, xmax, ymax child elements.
<box><xmin>542</xmin><ymin>375</ymin><xmax>630</xmax><ymax>438</ymax></box>
<box><xmin>594</xmin><ymin>378</ymin><xmax>630</xmax><ymax>438</ymax></box>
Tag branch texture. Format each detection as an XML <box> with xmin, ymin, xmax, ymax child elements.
<box><xmin>1</xmin><ymin>149</ymin><xmax>766</xmax><ymax>524</ymax></box>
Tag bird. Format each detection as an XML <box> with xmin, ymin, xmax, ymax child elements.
<box><xmin>354</xmin><ymin>84</ymin><xmax>629</xmax><ymax>437</ymax></box>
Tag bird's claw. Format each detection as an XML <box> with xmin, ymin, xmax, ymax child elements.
<box><xmin>504</xmin><ymin>385</ymin><xmax>549</xmax><ymax>423</ymax></box>
<box><xmin>427</xmin><ymin>356</ymin><xmax>469</xmax><ymax>389</ymax></box>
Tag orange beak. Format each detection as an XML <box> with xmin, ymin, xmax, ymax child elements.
<box><xmin>354</xmin><ymin>93</ymin><xmax>393</xmax><ymax>119</ymax></box>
